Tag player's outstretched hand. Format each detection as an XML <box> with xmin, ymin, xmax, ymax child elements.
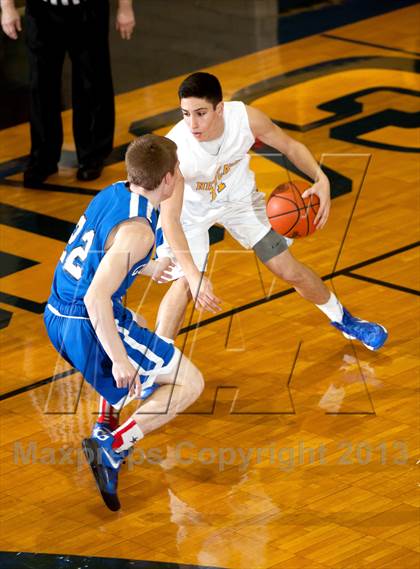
<box><xmin>302</xmin><ymin>176</ymin><xmax>331</xmax><ymax>229</ymax></box>
<box><xmin>1</xmin><ymin>4</ymin><xmax>21</xmax><ymax>40</ymax></box>
<box><xmin>188</xmin><ymin>274</ymin><xmax>222</xmax><ymax>313</ymax></box>
<box><xmin>112</xmin><ymin>359</ymin><xmax>139</xmax><ymax>392</ymax></box>
<box><xmin>151</xmin><ymin>257</ymin><xmax>176</xmax><ymax>284</ymax></box>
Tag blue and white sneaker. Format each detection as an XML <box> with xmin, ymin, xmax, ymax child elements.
<box><xmin>331</xmin><ymin>307</ymin><xmax>388</xmax><ymax>351</ymax></box>
<box><xmin>82</xmin><ymin>430</ymin><xmax>126</xmax><ymax>512</ymax></box>
<box><xmin>91</xmin><ymin>422</ymin><xmax>134</xmax><ymax>464</ymax></box>
<box><xmin>91</xmin><ymin>421</ymin><xmax>112</xmax><ymax>438</ymax></box>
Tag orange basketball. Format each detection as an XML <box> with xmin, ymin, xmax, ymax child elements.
<box><xmin>266</xmin><ymin>180</ymin><xmax>320</xmax><ymax>238</ymax></box>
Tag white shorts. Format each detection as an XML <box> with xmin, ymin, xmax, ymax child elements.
<box><xmin>156</xmin><ymin>191</ymin><xmax>291</xmax><ymax>280</ymax></box>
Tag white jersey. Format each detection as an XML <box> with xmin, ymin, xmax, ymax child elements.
<box><xmin>166</xmin><ymin>101</ymin><xmax>256</xmax><ymax>210</ymax></box>
<box><xmin>157</xmin><ymin>101</ymin><xmax>291</xmax><ymax>275</ymax></box>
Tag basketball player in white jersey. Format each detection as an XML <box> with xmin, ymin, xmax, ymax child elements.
<box><xmin>156</xmin><ymin>72</ymin><xmax>387</xmax><ymax>350</ymax></box>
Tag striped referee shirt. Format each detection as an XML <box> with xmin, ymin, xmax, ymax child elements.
<box><xmin>41</xmin><ymin>0</ymin><xmax>86</xmax><ymax>5</ymax></box>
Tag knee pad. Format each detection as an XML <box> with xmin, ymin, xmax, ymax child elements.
<box><xmin>253</xmin><ymin>229</ymin><xmax>290</xmax><ymax>262</ymax></box>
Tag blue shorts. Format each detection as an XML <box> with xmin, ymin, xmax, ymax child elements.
<box><xmin>44</xmin><ymin>298</ymin><xmax>176</xmax><ymax>406</ymax></box>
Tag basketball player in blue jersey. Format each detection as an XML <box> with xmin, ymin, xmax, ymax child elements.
<box><xmin>44</xmin><ymin>134</ymin><xmax>208</xmax><ymax>511</ymax></box>
<box><xmin>155</xmin><ymin>72</ymin><xmax>388</xmax><ymax>350</ymax></box>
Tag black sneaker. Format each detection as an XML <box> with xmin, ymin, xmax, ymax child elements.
<box><xmin>82</xmin><ymin>436</ymin><xmax>124</xmax><ymax>512</ymax></box>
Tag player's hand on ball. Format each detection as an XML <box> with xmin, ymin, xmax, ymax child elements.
<box><xmin>302</xmin><ymin>176</ymin><xmax>330</xmax><ymax>229</ymax></box>
<box><xmin>188</xmin><ymin>274</ymin><xmax>222</xmax><ymax>313</ymax></box>
<box><xmin>112</xmin><ymin>359</ymin><xmax>139</xmax><ymax>390</ymax></box>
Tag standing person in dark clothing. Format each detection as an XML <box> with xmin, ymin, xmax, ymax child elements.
<box><xmin>0</xmin><ymin>0</ymin><xmax>135</xmax><ymax>186</ymax></box>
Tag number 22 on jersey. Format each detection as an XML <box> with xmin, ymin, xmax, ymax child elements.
<box><xmin>60</xmin><ymin>215</ymin><xmax>95</xmax><ymax>280</ymax></box>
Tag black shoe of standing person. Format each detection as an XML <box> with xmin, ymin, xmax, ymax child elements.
<box><xmin>23</xmin><ymin>163</ymin><xmax>58</xmax><ymax>188</ymax></box>
<box><xmin>77</xmin><ymin>161</ymin><xmax>104</xmax><ymax>182</ymax></box>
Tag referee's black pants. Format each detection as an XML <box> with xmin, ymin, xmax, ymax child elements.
<box><xmin>25</xmin><ymin>0</ymin><xmax>114</xmax><ymax>169</ymax></box>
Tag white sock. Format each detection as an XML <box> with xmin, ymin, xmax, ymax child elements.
<box><xmin>316</xmin><ymin>293</ymin><xmax>344</xmax><ymax>322</ymax></box>
<box><xmin>112</xmin><ymin>419</ymin><xmax>144</xmax><ymax>453</ymax></box>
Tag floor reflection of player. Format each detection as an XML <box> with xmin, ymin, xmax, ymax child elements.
<box><xmin>318</xmin><ymin>353</ymin><xmax>382</xmax><ymax>413</ymax></box>
<box><xmin>159</xmin><ymin>445</ymin><xmax>281</xmax><ymax>567</ymax></box>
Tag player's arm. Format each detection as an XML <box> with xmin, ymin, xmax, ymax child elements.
<box><xmin>139</xmin><ymin>257</ymin><xmax>175</xmax><ymax>282</ymax></box>
<box><xmin>159</xmin><ymin>170</ymin><xmax>221</xmax><ymax>312</ymax></box>
<box><xmin>84</xmin><ymin>220</ymin><xmax>153</xmax><ymax>394</ymax></box>
<box><xmin>1</xmin><ymin>0</ymin><xmax>21</xmax><ymax>40</ymax></box>
<box><xmin>247</xmin><ymin>105</ymin><xmax>330</xmax><ymax>229</ymax></box>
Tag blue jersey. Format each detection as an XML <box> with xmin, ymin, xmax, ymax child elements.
<box><xmin>49</xmin><ymin>181</ymin><xmax>158</xmax><ymax>305</ymax></box>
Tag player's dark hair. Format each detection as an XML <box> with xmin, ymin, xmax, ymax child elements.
<box><xmin>178</xmin><ymin>72</ymin><xmax>223</xmax><ymax>108</ymax></box>
<box><xmin>125</xmin><ymin>134</ymin><xmax>177</xmax><ymax>190</ymax></box>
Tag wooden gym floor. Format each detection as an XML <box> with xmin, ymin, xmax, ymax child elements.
<box><xmin>0</xmin><ymin>3</ymin><xmax>419</xmax><ymax>568</ymax></box>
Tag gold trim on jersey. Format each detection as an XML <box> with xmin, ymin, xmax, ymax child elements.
<box><xmin>195</xmin><ymin>159</ymin><xmax>241</xmax><ymax>200</ymax></box>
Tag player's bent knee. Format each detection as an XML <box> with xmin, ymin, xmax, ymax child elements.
<box><xmin>174</xmin><ymin>277</ymin><xmax>193</xmax><ymax>301</ymax></box>
<box><xmin>253</xmin><ymin>229</ymin><xmax>289</xmax><ymax>263</ymax></box>
<box><xmin>190</xmin><ymin>364</ymin><xmax>204</xmax><ymax>399</ymax></box>
<box><xmin>177</xmin><ymin>354</ymin><xmax>204</xmax><ymax>399</ymax></box>
<box><xmin>277</xmin><ymin>265</ymin><xmax>305</xmax><ymax>285</ymax></box>
<box><xmin>157</xmin><ymin>350</ymin><xmax>204</xmax><ymax>399</ymax></box>
<box><xmin>265</xmin><ymin>250</ymin><xmax>306</xmax><ymax>284</ymax></box>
